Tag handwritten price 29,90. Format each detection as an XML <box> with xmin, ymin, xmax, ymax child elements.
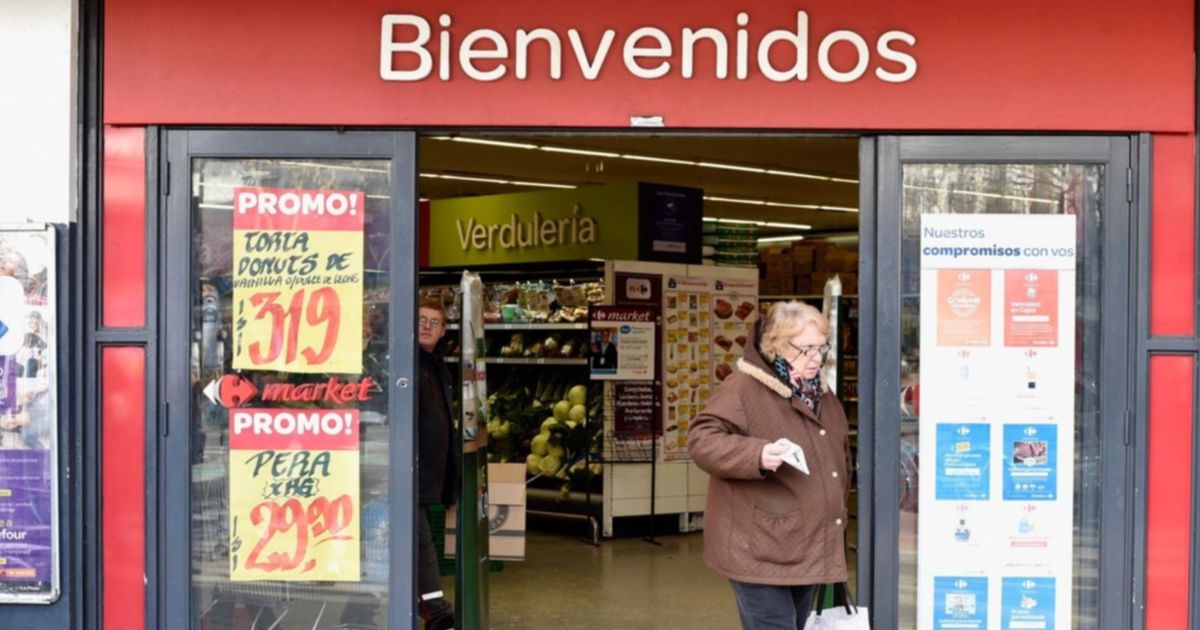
<box><xmin>244</xmin><ymin>494</ymin><xmax>355</xmax><ymax>574</ymax></box>
<box><xmin>247</xmin><ymin>287</ymin><xmax>341</xmax><ymax>367</ymax></box>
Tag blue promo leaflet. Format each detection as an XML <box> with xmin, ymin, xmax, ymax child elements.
<box><xmin>934</xmin><ymin>577</ymin><xmax>988</xmax><ymax>630</ymax></box>
<box><xmin>1000</xmin><ymin>577</ymin><xmax>1056</xmax><ymax>630</ymax></box>
<box><xmin>1002</xmin><ymin>424</ymin><xmax>1058</xmax><ymax>501</ymax></box>
<box><xmin>935</xmin><ymin>423</ymin><xmax>990</xmax><ymax>500</ymax></box>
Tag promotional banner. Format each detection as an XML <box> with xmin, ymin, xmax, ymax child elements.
<box><xmin>228</xmin><ymin>408</ymin><xmax>361</xmax><ymax>581</ymax></box>
<box><xmin>711</xmin><ymin>278</ymin><xmax>758</xmax><ymax>385</ymax></box>
<box><xmin>662</xmin><ymin>276</ymin><xmax>712</xmax><ymax>460</ymax></box>
<box><xmin>611</xmin><ymin>272</ymin><xmax>663</xmax><ymax>460</ymax></box>
<box><xmin>918</xmin><ymin>214</ymin><xmax>1076</xmax><ymax>629</ymax></box>
<box><xmin>232</xmin><ymin>187</ymin><xmax>365</xmax><ymax>374</ymax></box>
<box><xmin>0</xmin><ymin>227</ymin><xmax>58</xmax><ymax>604</ymax></box>
<box><xmin>589</xmin><ymin>306</ymin><xmax>656</xmax><ymax>380</ymax></box>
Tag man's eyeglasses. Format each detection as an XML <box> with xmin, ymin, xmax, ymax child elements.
<box><xmin>787</xmin><ymin>342</ymin><xmax>831</xmax><ymax>360</ymax></box>
<box><xmin>418</xmin><ymin>317</ymin><xmax>444</xmax><ymax>329</ymax></box>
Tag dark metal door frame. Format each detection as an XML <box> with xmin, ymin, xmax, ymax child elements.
<box><xmin>158</xmin><ymin>129</ymin><xmax>419</xmax><ymax>629</ymax></box>
<box><xmin>861</xmin><ymin>135</ymin><xmax>1138</xmax><ymax>629</ymax></box>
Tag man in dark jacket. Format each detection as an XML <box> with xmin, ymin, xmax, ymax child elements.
<box><xmin>417</xmin><ymin>299</ymin><xmax>458</xmax><ymax>630</ymax></box>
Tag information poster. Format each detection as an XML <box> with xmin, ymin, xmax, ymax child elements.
<box><xmin>614</xmin><ymin>383</ymin><xmax>657</xmax><ymax>439</ymax></box>
<box><xmin>711</xmin><ymin>278</ymin><xmax>757</xmax><ymax>385</ymax></box>
<box><xmin>0</xmin><ymin>227</ymin><xmax>59</xmax><ymax>604</ymax></box>
<box><xmin>589</xmin><ymin>306</ymin><xmax>656</xmax><ymax>380</ymax></box>
<box><xmin>918</xmin><ymin>214</ymin><xmax>1076</xmax><ymax>630</ymax></box>
<box><xmin>935</xmin><ymin>423</ymin><xmax>990</xmax><ymax>501</ymax></box>
<box><xmin>1000</xmin><ymin>577</ymin><xmax>1056</xmax><ymax>630</ymax></box>
<box><xmin>662</xmin><ymin>276</ymin><xmax>712</xmax><ymax>460</ymax></box>
<box><xmin>228</xmin><ymin>409</ymin><xmax>361</xmax><ymax>581</ymax></box>
<box><xmin>232</xmin><ymin>187</ymin><xmax>365</xmax><ymax>374</ymax></box>
<box><xmin>610</xmin><ymin>272</ymin><xmax>663</xmax><ymax>459</ymax></box>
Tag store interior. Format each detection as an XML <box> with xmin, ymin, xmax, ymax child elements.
<box><xmin>417</xmin><ymin>134</ymin><xmax>862</xmax><ymax>628</ymax></box>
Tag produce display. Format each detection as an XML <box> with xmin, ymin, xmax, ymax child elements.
<box><xmin>484</xmin><ymin>280</ymin><xmax>604</xmax><ymax>323</ymax></box>
<box><xmin>494</xmin><ymin>332</ymin><xmax>589</xmax><ymax>359</ymax></box>
<box><xmin>486</xmin><ymin>371</ymin><xmax>604</xmax><ymax>500</ymax></box>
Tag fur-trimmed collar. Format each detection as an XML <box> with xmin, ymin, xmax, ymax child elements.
<box><xmin>737</xmin><ymin>357</ymin><xmax>793</xmax><ymax>398</ymax></box>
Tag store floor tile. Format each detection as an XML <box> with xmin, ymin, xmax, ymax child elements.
<box><xmin>440</xmin><ymin>531</ymin><xmax>741</xmax><ymax>629</ymax></box>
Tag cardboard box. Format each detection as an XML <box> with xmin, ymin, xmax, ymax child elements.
<box><xmin>840</xmin><ymin>273</ymin><xmax>859</xmax><ymax>295</ymax></box>
<box><xmin>790</xmin><ymin>246</ymin><xmax>817</xmax><ymax>273</ymax></box>
<box><xmin>793</xmin><ymin>274</ymin><xmax>812</xmax><ymax>295</ymax></box>
<box><xmin>817</xmin><ymin>247</ymin><xmax>859</xmax><ymax>273</ymax></box>
<box><xmin>445</xmin><ymin>463</ymin><xmax>527</xmax><ymax>561</ymax></box>
<box><xmin>761</xmin><ymin>277</ymin><xmax>784</xmax><ymax>296</ymax></box>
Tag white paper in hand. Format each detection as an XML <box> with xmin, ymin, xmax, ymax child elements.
<box><xmin>774</xmin><ymin>438</ymin><xmax>810</xmax><ymax>474</ymax></box>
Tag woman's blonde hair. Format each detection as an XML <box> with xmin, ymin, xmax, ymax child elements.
<box><xmin>759</xmin><ymin>301</ymin><xmax>831</xmax><ymax>362</ymax></box>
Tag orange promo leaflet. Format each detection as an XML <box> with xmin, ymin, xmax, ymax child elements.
<box><xmin>936</xmin><ymin>269</ymin><xmax>991</xmax><ymax>346</ymax></box>
<box><xmin>1003</xmin><ymin>270</ymin><xmax>1059</xmax><ymax>347</ymax></box>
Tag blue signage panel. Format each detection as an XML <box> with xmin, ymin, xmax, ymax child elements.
<box><xmin>935</xmin><ymin>423</ymin><xmax>990</xmax><ymax>500</ymax></box>
<box><xmin>934</xmin><ymin>577</ymin><xmax>988</xmax><ymax>630</ymax></box>
<box><xmin>1001</xmin><ymin>577</ymin><xmax>1056</xmax><ymax>630</ymax></box>
<box><xmin>1003</xmin><ymin>424</ymin><xmax>1058</xmax><ymax>500</ymax></box>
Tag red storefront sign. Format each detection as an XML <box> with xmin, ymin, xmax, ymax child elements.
<box><xmin>104</xmin><ymin>0</ymin><xmax>1193</xmax><ymax>131</ymax></box>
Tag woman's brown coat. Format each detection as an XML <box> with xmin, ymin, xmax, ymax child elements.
<box><xmin>688</xmin><ymin>331</ymin><xmax>852</xmax><ymax>586</ymax></box>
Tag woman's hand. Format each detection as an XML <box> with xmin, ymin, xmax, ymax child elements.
<box><xmin>760</xmin><ymin>442</ymin><xmax>790</xmax><ymax>472</ymax></box>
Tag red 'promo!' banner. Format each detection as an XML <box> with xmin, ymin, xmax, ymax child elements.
<box><xmin>232</xmin><ymin>187</ymin><xmax>366</xmax><ymax>375</ymax></box>
<box><xmin>229</xmin><ymin>408</ymin><xmax>361</xmax><ymax>581</ymax></box>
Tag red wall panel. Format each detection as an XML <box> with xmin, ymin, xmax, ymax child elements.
<box><xmin>103</xmin><ymin>0</ymin><xmax>1194</xmax><ymax>131</ymax></box>
<box><xmin>102</xmin><ymin>127</ymin><xmax>147</xmax><ymax>328</ymax></box>
<box><xmin>1146</xmin><ymin>354</ymin><xmax>1193</xmax><ymax>629</ymax></box>
<box><xmin>101</xmin><ymin>347</ymin><xmax>145</xmax><ymax>630</ymax></box>
<box><xmin>1150</xmin><ymin>134</ymin><xmax>1196</xmax><ymax>336</ymax></box>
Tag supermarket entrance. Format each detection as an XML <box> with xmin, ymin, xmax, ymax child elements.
<box><xmin>415</xmin><ymin>133</ymin><xmax>864</xmax><ymax>629</ymax></box>
<box><xmin>155</xmin><ymin>130</ymin><xmax>1140</xmax><ymax>630</ymax></box>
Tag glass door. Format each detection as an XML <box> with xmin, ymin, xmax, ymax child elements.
<box><xmin>160</xmin><ymin>131</ymin><xmax>418</xmax><ymax>629</ymax></box>
<box><xmin>867</xmin><ymin>137</ymin><xmax>1135</xmax><ymax>629</ymax></box>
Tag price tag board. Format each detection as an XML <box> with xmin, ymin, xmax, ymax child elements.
<box><xmin>232</xmin><ymin>187</ymin><xmax>365</xmax><ymax>374</ymax></box>
<box><xmin>228</xmin><ymin>408</ymin><xmax>361</xmax><ymax>581</ymax></box>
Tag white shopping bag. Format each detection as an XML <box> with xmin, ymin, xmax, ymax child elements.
<box><xmin>804</xmin><ymin>583</ymin><xmax>870</xmax><ymax>630</ymax></box>
<box><xmin>804</xmin><ymin>605</ymin><xmax>870</xmax><ymax>630</ymax></box>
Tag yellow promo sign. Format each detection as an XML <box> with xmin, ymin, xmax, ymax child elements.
<box><xmin>228</xmin><ymin>408</ymin><xmax>361</xmax><ymax>581</ymax></box>
<box><xmin>231</xmin><ymin>188</ymin><xmax>365</xmax><ymax>374</ymax></box>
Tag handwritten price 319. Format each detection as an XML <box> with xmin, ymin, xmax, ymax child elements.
<box><xmin>247</xmin><ymin>287</ymin><xmax>341</xmax><ymax>367</ymax></box>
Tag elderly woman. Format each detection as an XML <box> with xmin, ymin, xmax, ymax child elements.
<box><xmin>689</xmin><ymin>301</ymin><xmax>852</xmax><ymax>630</ymax></box>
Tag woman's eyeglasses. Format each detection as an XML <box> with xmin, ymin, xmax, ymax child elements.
<box><xmin>418</xmin><ymin>316</ymin><xmax>444</xmax><ymax>329</ymax></box>
<box><xmin>787</xmin><ymin>342</ymin><xmax>831</xmax><ymax>361</ymax></box>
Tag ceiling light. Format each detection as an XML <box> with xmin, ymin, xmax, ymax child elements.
<box><xmin>831</xmin><ymin>177</ymin><xmax>859</xmax><ymax>184</ymax></box>
<box><xmin>698</xmin><ymin>162</ymin><xmax>767</xmax><ymax>174</ymax></box>
<box><xmin>705</xmin><ymin>195</ymin><xmax>766</xmax><ymax>206</ymax></box>
<box><xmin>702</xmin><ymin>217</ymin><xmax>758</xmax><ymax>225</ymax></box>
<box><xmin>763</xmin><ymin>221</ymin><xmax>813</xmax><ymax>230</ymax></box>
<box><xmin>758</xmin><ymin>235</ymin><xmax>807</xmax><ymax>244</ymax></box>
<box><xmin>509</xmin><ymin>180</ymin><xmax>577</xmax><ymax>189</ymax></box>
<box><xmin>817</xmin><ymin>205</ymin><xmax>859</xmax><ymax>213</ymax></box>
<box><xmin>766</xmin><ymin>169</ymin><xmax>830</xmax><ymax>181</ymax></box>
<box><xmin>765</xmin><ymin>201</ymin><xmax>821</xmax><ymax>209</ymax></box>
<box><xmin>438</xmin><ymin>174</ymin><xmax>512</xmax><ymax>185</ymax></box>
<box><xmin>701</xmin><ymin>217</ymin><xmax>811</xmax><ymax>231</ymax></box>
<box><xmin>451</xmin><ymin>137</ymin><xmax>539</xmax><ymax>150</ymax></box>
<box><xmin>621</xmin><ymin>153</ymin><xmax>698</xmax><ymax>166</ymax></box>
<box><xmin>421</xmin><ymin>172</ymin><xmax>578</xmax><ymax>191</ymax></box>
<box><xmin>540</xmin><ymin>147</ymin><xmax>621</xmax><ymax>158</ymax></box>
